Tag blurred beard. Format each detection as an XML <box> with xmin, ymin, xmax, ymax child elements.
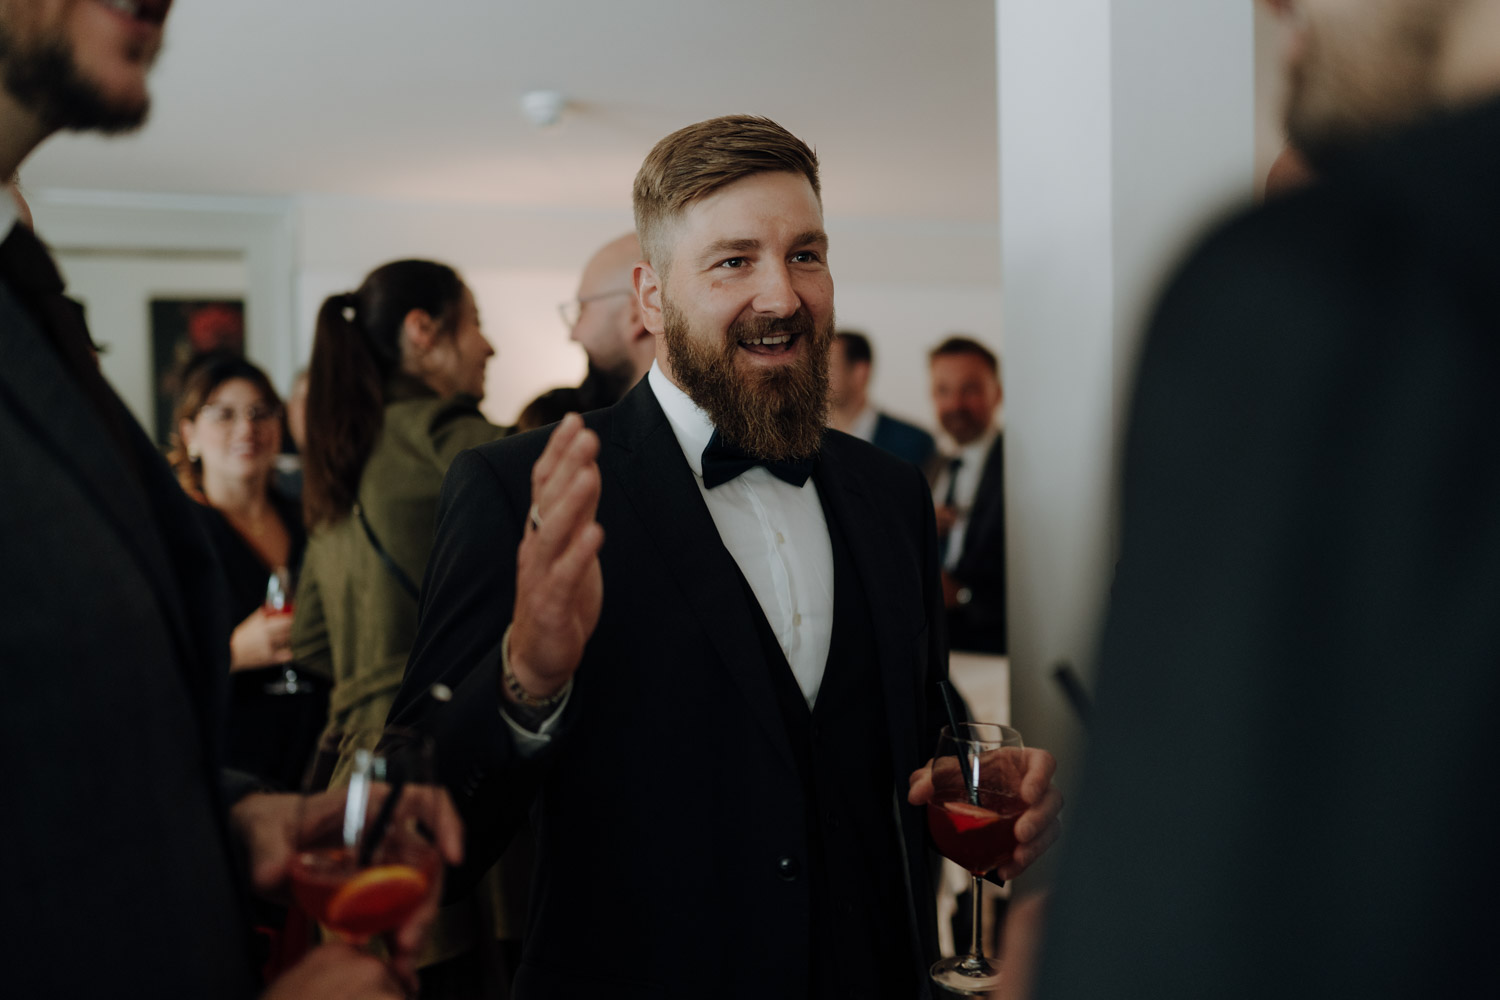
<box><xmin>0</xmin><ymin>25</ymin><xmax>154</xmax><ymax>134</ymax></box>
<box><xmin>662</xmin><ymin>299</ymin><xmax>832</xmax><ymax>462</ymax></box>
<box><xmin>1281</xmin><ymin>2</ymin><xmax>1449</xmax><ymax>171</ymax></box>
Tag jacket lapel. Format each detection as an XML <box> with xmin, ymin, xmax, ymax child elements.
<box><xmin>603</xmin><ymin>381</ymin><xmax>799</xmax><ymax>773</ymax></box>
<box><xmin>814</xmin><ymin>443</ymin><xmax>925</xmax><ymax>775</ymax></box>
<box><xmin>0</xmin><ymin>289</ymin><xmax>218</xmax><ymax>725</ymax></box>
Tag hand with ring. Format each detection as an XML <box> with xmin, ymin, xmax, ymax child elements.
<box><xmin>508</xmin><ymin>413</ymin><xmax>604</xmax><ymax>702</ymax></box>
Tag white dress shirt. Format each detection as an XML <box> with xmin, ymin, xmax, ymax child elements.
<box><xmin>933</xmin><ymin>426</ymin><xmax>998</xmax><ymax>571</ymax></box>
<box><xmin>649</xmin><ymin>363</ymin><xmax>835</xmax><ymax>707</ymax></box>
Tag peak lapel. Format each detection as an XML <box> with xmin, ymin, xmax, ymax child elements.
<box><xmin>814</xmin><ymin>442</ymin><xmax>928</xmax><ymax>772</ymax></box>
<box><xmin>603</xmin><ymin>382</ymin><xmax>799</xmax><ymax>774</ymax></box>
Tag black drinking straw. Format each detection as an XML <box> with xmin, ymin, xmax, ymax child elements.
<box><xmin>359</xmin><ymin>781</ymin><xmax>403</xmax><ymax>867</ymax></box>
<box><xmin>938</xmin><ymin>678</ymin><xmax>977</xmax><ymax>805</ymax></box>
<box><xmin>1052</xmin><ymin>661</ymin><xmax>1093</xmax><ymax>731</ymax></box>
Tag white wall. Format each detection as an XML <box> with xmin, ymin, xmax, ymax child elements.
<box><xmin>997</xmin><ymin>0</ymin><xmax>1255</xmax><ymax>889</ymax></box>
<box><xmin>834</xmin><ymin>281</ymin><xmax>1003</xmax><ymax>432</ymax></box>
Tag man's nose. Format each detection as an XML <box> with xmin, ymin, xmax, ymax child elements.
<box><xmin>751</xmin><ymin>262</ymin><xmax>801</xmax><ymax>318</ymax></box>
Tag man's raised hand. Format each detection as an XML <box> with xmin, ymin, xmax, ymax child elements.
<box><xmin>507</xmin><ymin>413</ymin><xmax>605</xmax><ymax>700</ymax></box>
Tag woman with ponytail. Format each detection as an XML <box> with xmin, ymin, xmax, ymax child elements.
<box><xmin>293</xmin><ymin>260</ymin><xmax>523</xmax><ymax>995</ymax></box>
<box><xmin>296</xmin><ymin>258</ymin><xmax>503</xmax><ymax>731</ymax></box>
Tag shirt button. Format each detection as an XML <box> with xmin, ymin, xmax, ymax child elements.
<box><xmin>793</xmin><ymin>613</ymin><xmax>802</xmax><ymax>626</ymax></box>
<box><xmin>776</xmin><ymin>531</ymin><xmax>785</xmax><ymax>544</ymax></box>
<box><xmin>775</xmin><ymin>855</ymin><xmax>800</xmax><ymax>881</ymax></box>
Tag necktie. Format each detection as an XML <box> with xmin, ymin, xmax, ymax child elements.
<box><xmin>0</xmin><ymin>223</ymin><xmax>142</xmax><ymax>479</ymax></box>
<box><xmin>937</xmin><ymin>456</ymin><xmax>963</xmax><ymax>564</ymax></box>
<box><xmin>700</xmin><ymin>428</ymin><xmax>815</xmax><ymax>489</ymax></box>
<box><xmin>941</xmin><ymin>457</ymin><xmax>964</xmax><ymax>507</ymax></box>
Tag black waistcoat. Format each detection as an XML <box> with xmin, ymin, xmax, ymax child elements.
<box><xmin>736</xmin><ymin>484</ymin><xmax>918</xmax><ymax>999</ymax></box>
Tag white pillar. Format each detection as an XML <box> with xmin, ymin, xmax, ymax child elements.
<box><xmin>997</xmin><ymin>0</ymin><xmax>1255</xmax><ymax>879</ymax></box>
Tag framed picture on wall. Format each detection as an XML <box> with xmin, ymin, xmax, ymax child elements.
<box><xmin>151</xmin><ymin>297</ymin><xmax>246</xmax><ymax>447</ymax></box>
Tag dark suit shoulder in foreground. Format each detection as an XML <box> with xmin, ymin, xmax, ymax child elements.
<box><xmin>1036</xmin><ymin>98</ymin><xmax>1500</xmax><ymax>1000</ymax></box>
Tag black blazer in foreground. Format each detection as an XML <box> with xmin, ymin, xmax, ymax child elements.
<box><xmin>0</xmin><ymin>280</ymin><xmax>256</xmax><ymax>997</ymax></box>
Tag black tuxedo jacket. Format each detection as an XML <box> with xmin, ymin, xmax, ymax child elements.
<box><xmin>392</xmin><ymin>378</ymin><xmax>950</xmax><ymax>998</ymax></box>
<box><xmin>947</xmin><ymin>433</ymin><xmax>1006</xmax><ymax>654</ymax></box>
<box><xmin>0</xmin><ymin>281</ymin><xmax>256</xmax><ymax>995</ymax></box>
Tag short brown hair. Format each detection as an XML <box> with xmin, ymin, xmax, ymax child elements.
<box><xmin>632</xmin><ymin>115</ymin><xmax>820</xmax><ymax>273</ymax></box>
<box><xmin>929</xmin><ymin>336</ymin><xmax>1001</xmax><ymax>379</ymax></box>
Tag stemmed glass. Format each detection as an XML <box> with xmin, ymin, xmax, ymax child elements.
<box><xmin>289</xmin><ymin>727</ymin><xmax>442</xmax><ymax>945</ymax></box>
<box><xmin>926</xmin><ymin>723</ymin><xmax>1026</xmax><ymax>993</ymax></box>
<box><xmin>262</xmin><ymin>567</ymin><xmax>303</xmax><ymax>695</ymax></box>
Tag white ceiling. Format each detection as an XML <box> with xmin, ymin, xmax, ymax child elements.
<box><xmin>26</xmin><ymin>0</ymin><xmax>1001</xmax><ymax>224</ymax></box>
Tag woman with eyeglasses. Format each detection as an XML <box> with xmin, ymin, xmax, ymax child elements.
<box><xmin>168</xmin><ymin>350</ymin><xmax>326</xmax><ymax>791</ymax></box>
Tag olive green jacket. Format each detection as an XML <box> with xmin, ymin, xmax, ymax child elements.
<box><xmin>292</xmin><ymin>385</ymin><xmax>524</xmax><ymax>964</ymax></box>
<box><xmin>292</xmin><ymin>383</ymin><xmax>508</xmax><ymax>735</ymax></box>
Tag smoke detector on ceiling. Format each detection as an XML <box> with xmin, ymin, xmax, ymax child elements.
<box><xmin>520</xmin><ymin>90</ymin><xmax>568</xmax><ymax>128</ymax></box>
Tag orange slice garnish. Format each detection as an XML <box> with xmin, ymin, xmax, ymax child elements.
<box><xmin>326</xmin><ymin>864</ymin><xmax>429</xmax><ymax>934</ymax></box>
<box><xmin>942</xmin><ymin>800</ymin><xmax>1001</xmax><ymax>833</ymax></box>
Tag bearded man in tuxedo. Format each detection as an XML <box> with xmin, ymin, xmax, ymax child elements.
<box><xmin>392</xmin><ymin>114</ymin><xmax>1062</xmax><ymax>999</ymax></box>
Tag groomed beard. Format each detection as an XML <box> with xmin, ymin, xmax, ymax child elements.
<box><xmin>662</xmin><ymin>298</ymin><xmax>832</xmax><ymax>462</ymax></box>
<box><xmin>0</xmin><ymin>25</ymin><xmax>153</xmax><ymax>134</ymax></box>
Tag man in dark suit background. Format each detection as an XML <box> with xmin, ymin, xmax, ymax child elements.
<box><xmin>827</xmin><ymin>329</ymin><xmax>938</xmax><ymax>471</ymax></box>
<box><xmin>929</xmin><ymin>336</ymin><xmax>1007</xmax><ymax>654</ymax></box>
<box><xmin>1036</xmin><ymin>0</ymin><xmax>1500</xmax><ymax>997</ymax></box>
<box><xmin>0</xmin><ymin>4</ymin><xmax>454</xmax><ymax>996</ymax></box>
<box><xmin>391</xmin><ymin>115</ymin><xmax>1062</xmax><ymax>998</ymax></box>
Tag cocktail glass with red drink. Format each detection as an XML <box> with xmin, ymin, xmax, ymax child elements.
<box><xmin>926</xmin><ymin>722</ymin><xmax>1025</xmax><ymax>993</ymax></box>
<box><xmin>289</xmin><ymin>727</ymin><xmax>440</xmax><ymax>946</ymax></box>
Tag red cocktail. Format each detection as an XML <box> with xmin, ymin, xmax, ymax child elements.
<box><xmin>289</xmin><ymin>845</ymin><xmax>435</xmax><ymax>942</ymax></box>
<box><xmin>925</xmin><ymin>723</ymin><xmax>1026</xmax><ymax>994</ymax></box>
<box><xmin>927</xmin><ymin>792</ymin><xmax>1023</xmax><ymax>875</ymax></box>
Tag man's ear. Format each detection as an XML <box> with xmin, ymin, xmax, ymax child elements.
<box><xmin>635</xmin><ymin>261</ymin><xmax>664</xmax><ymax>335</ymax></box>
<box><xmin>620</xmin><ymin>291</ymin><xmax>649</xmax><ymax>343</ymax></box>
<box><xmin>402</xmin><ymin>307</ymin><xmax>439</xmax><ymax>352</ymax></box>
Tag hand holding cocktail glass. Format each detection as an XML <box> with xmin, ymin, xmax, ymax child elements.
<box><xmin>907</xmin><ymin>724</ymin><xmax>1062</xmax><ymax>993</ymax></box>
<box><xmin>230</xmin><ymin>728</ymin><xmax>463</xmax><ymax>993</ymax></box>
<box><xmin>907</xmin><ymin>732</ymin><xmax>1061</xmax><ymax>882</ymax></box>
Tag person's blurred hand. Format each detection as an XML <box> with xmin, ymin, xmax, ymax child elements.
<box><xmin>230</xmin><ymin>607</ymin><xmax>293</xmax><ymax>670</ymax></box>
<box><xmin>262</xmin><ymin>942</ymin><xmax>406</xmax><ymax>1000</ymax></box>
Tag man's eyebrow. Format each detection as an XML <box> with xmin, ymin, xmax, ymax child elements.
<box><xmin>698</xmin><ymin>238</ymin><xmax>762</xmax><ymax>262</ymax></box>
<box><xmin>696</xmin><ymin>232</ymin><xmax>829</xmax><ymax>264</ymax></box>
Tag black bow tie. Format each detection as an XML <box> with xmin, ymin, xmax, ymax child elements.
<box><xmin>700</xmin><ymin>429</ymin><xmax>815</xmax><ymax>489</ymax></box>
